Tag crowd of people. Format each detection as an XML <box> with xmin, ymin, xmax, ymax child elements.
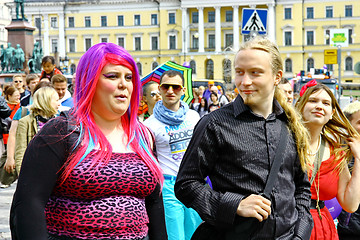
<box><xmin>0</xmin><ymin>37</ymin><xmax>360</xmax><ymax>240</ymax></box>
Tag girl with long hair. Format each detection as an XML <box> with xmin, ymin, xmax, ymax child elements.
<box><xmin>10</xmin><ymin>43</ymin><xmax>166</xmax><ymax>240</ymax></box>
<box><xmin>296</xmin><ymin>82</ymin><xmax>360</xmax><ymax>239</ymax></box>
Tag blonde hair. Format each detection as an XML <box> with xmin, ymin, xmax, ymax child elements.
<box><xmin>295</xmin><ymin>84</ymin><xmax>359</xmax><ymax>172</ymax></box>
<box><xmin>238</xmin><ymin>37</ymin><xmax>310</xmax><ymax>171</ymax></box>
<box><xmin>343</xmin><ymin>101</ymin><xmax>360</xmax><ymax>121</ymax></box>
<box><xmin>30</xmin><ymin>87</ymin><xmax>58</xmax><ymax>118</ymax></box>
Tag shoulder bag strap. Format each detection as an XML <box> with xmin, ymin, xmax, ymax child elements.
<box><xmin>263</xmin><ymin>122</ymin><xmax>288</xmax><ymax>197</ymax></box>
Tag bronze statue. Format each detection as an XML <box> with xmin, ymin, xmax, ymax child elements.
<box><xmin>4</xmin><ymin>42</ymin><xmax>15</xmax><ymax>72</ymax></box>
<box><xmin>14</xmin><ymin>44</ymin><xmax>25</xmax><ymax>72</ymax></box>
<box><xmin>15</xmin><ymin>0</ymin><xmax>27</xmax><ymax>21</ymax></box>
<box><xmin>0</xmin><ymin>45</ymin><xmax>5</xmax><ymax>72</ymax></box>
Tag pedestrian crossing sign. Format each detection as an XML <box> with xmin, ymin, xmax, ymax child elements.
<box><xmin>241</xmin><ymin>8</ymin><xmax>268</xmax><ymax>35</ymax></box>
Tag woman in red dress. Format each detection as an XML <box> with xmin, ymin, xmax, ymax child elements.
<box><xmin>296</xmin><ymin>81</ymin><xmax>360</xmax><ymax>239</ymax></box>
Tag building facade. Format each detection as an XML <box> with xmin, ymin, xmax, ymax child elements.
<box><xmin>0</xmin><ymin>0</ymin><xmax>11</xmax><ymax>47</ymax></box>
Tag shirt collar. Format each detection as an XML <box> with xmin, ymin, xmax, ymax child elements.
<box><xmin>233</xmin><ymin>95</ymin><xmax>287</xmax><ymax>120</ymax></box>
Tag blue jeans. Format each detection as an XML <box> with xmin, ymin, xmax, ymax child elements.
<box><xmin>163</xmin><ymin>176</ymin><xmax>202</xmax><ymax>240</ymax></box>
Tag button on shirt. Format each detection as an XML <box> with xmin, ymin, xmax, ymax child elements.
<box><xmin>175</xmin><ymin>95</ymin><xmax>313</xmax><ymax>239</ymax></box>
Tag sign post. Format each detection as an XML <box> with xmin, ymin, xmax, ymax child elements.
<box><xmin>241</xmin><ymin>9</ymin><xmax>268</xmax><ymax>35</ymax></box>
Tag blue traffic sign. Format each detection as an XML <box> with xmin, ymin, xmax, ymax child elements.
<box><xmin>241</xmin><ymin>8</ymin><xmax>268</xmax><ymax>35</ymax></box>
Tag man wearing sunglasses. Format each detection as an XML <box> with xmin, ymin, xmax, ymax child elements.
<box><xmin>144</xmin><ymin>70</ymin><xmax>202</xmax><ymax>240</ymax></box>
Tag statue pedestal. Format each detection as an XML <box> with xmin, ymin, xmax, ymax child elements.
<box><xmin>5</xmin><ymin>19</ymin><xmax>36</xmax><ymax>73</ymax></box>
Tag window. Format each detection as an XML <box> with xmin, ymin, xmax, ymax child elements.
<box><xmin>35</xmin><ymin>17</ymin><xmax>41</xmax><ymax>29</ymax></box>
<box><xmin>101</xmin><ymin>37</ymin><xmax>108</xmax><ymax>43</ymax></box>
<box><xmin>137</xmin><ymin>62</ymin><xmax>142</xmax><ymax>76</ymax></box>
<box><xmin>208</xmin><ymin>11</ymin><xmax>215</xmax><ymax>23</ymax></box>
<box><xmin>326</xmin><ymin>6</ymin><xmax>333</xmax><ymax>18</ymax></box>
<box><xmin>118</xmin><ymin>15</ymin><xmax>124</xmax><ymax>26</ymax></box>
<box><xmin>349</xmin><ymin>29</ymin><xmax>353</xmax><ymax>44</ymax></box>
<box><xmin>50</xmin><ymin>17</ymin><xmax>58</xmax><ymax>28</ymax></box>
<box><xmin>134</xmin><ymin>15</ymin><xmax>141</xmax><ymax>26</ymax></box>
<box><xmin>226</xmin><ymin>11</ymin><xmax>233</xmax><ymax>22</ymax></box>
<box><xmin>285</xmin><ymin>59</ymin><xmax>292</xmax><ymax>73</ymax></box>
<box><xmin>285</xmin><ymin>31</ymin><xmax>292</xmax><ymax>46</ymax></box>
<box><xmin>206</xmin><ymin>59</ymin><xmax>214</xmax><ymax>79</ymax></box>
<box><xmin>307</xmin><ymin>58</ymin><xmax>314</xmax><ymax>72</ymax></box>
<box><xmin>101</xmin><ymin>16</ymin><xmax>107</xmax><ymax>27</ymax></box>
<box><xmin>51</xmin><ymin>39</ymin><xmax>58</xmax><ymax>53</ymax></box>
<box><xmin>135</xmin><ymin>37</ymin><xmax>141</xmax><ymax>50</ymax></box>
<box><xmin>192</xmin><ymin>35</ymin><xmax>199</xmax><ymax>49</ymax></box>
<box><xmin>169</xmin><ymin>12</ymin><xmax>175</xmax><ymax>24</ymax></box>
<box><xmin>68</xmin><ymin>17</ymin><xmax>74</xmax><ymax>28</ymax></box>
<box><xmin>118</xmin><ymin>37</ymin><xmax>124</xmax><ymax>47</ymax></box>
<box><xmin>326</xmin><ymin>64</ymin><xmax>333</xmax><ymax>71</ymax></box>
<box><xmin>69</xmin><ymin>39</ymin><xmax>75</xmax><ymax>52</ymax></box>
<box><xmin>225</xmin><ymin>34</ymin><xmax>233</xmax><ymax>48</ymax></box>
<box><xmin>151</xmin><ymin>36</ymin><xmax>158</xmax><ymax>50</ymax></box>
<box><xmin>306</xmin><ymin>31</ymin><xmax>314</xmax><ymax>45</ymax></box>
<box><xmin>151</xmin><ymin>14</ymin><xmax>158</xmax><ymax>25</ymax></box>
<box><xmin>208</xmin><ymin>34</ymin><xmax>215</xmax><ymax>48</ymax></box>
<box><xmin>223</xmin><ymin>59</ymin><xmax>232</xmax><ymax>83</ymax></box>
<box><xmin>85</xmin><ymin>16</ymin><xmax>91</xmax><ymax>27</ymax></box>
<box><xmin>190</xmin><ymin>60</ymin><xmax>196</xmax><ymax>74</ymax></box>
<box><xmin>169</xmin><ymin>35</ymin><xmax>176</xmax><ymax>49</ymax></box>
<box><xmin>345</xmin><ymin>5</ymin><xmax>352</xmax><ymax>17</ymax></box>
<box><xmin>85</xmin><ymin>38</ymin><xmax>92</xmax><ymax>51</ymax></box>
<box><xmin>284</xmin><ymin>8</ymin><xmax>291</xmax><ymax>19</ymax></box>
<box><xmin>152</xmin><ymin>62</ymin><xmax>158</xmax><ymax>70</ymax></box>
<box><xmin>326</xmin><ymin>29</ymin><xmax>330</xmax><ymax>45</ymax></box>
<box><xmin>345</xmin><ymin>57</ymin><xmax>353</xmax><ymax>71</ymax></box>
<box><xmin>192</xmin><ymin>12</ymin><xmax>198</xmax><ymax>24</ymax></box>
<box><xmin>70</xmin><ymin>64</ymin><xmax>76</xmax><ymax>75</ymax></box>
<box><xmin>307</xmin><ymin>7</ymin><xmax>314</xmax><ymax>19</ymax></box>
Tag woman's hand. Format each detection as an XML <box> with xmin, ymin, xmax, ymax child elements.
<box><xmin>4</xmin><ymin>156</ymin><xmax>16</xmax><ymax>174</ymax></box>
<box><xmin>347</xmin><ymin>137</ymin><xmax>360</xmax><ymax>160</ymax></box>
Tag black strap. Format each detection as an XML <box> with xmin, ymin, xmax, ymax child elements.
<box><xmin>263</xmin><ymin>122</ymin><xmax>288</xmax><ymax>197</ymax></box>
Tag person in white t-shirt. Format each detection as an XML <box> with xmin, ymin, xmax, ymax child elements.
<box><xmin>144</xmin><ymin>70</ymin><xmax>202</xmax><ymax>240</ymax></box>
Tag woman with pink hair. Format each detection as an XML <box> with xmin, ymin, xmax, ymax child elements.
<box><xmin>10</xmin><ymin>43</ymin><xmax>167</xmax><ymax>240</ymax></box>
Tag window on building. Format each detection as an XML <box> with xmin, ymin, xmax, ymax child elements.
<box><xmin>101</xmin><ymin>37</ymin><xmax>108</xmax><ymax>43</ymax></box>
<box><xmin>190</xmin><ymin>60</ymin><xmax>196</xmax><ymax>74</ymax></box>
<box><xmin>307</xmin><ymin>58</ymin><xmax>314</xmax><ymax>72</ymax></box>
<box><xmin>137</xmin><ymin>62</ymin><xmax>142</xmax><ymax>76</ymax></box>
<box><xmin>285</xmin><ymin>59</ymin><xmax>292</xmax><ymax>73</ymax></box>
<box><xmin>169</xmin><ymin>35</ymin><xmax>176</xmax><ymax>49</ymax></box>
<box><xmin>118</xmin><ymin>15</ymin><xmax>124</xmax><ymax>26</ymax></box>
<box><xmin>223</xmin><ymin>59</ymin><xmax>232</xmax><ymax>83</ymax></box>
<box><xmin>225</xmin><ymin>34</ymin><xmax>233</xmax><ymax>48</ymax></box>
<box><xmin>85</xmin><ymin>16</ymin><xmax>91</xmax><ymax>27</ymax></box>
<box><xmin>85</xmin><ymin>38</ymin><xmax>92</xmax><ymax>51</ymax></box>
<box><xmin>208</xmin><ymin>34</ymin><xmax>215</xmax><ymax>48</ymax></box>
<box><xmin>226</xmin><ymin>11</ymin><xmax>233</xmax><ymax>22</ymax></box>
<box><xmin>307</xmin><ymin>7</ymin><xmax>314</xmax><ymax>19</ymax></box>
<box><xmin>285</xmin><ymin>31</ymin><xmax>292</xmax><ymax>46</ymax></box>
<box><xmin>35</xmin><ymin>17</ymin><xmax>41</xmax><ymax>29</ymax></box>
<box><xmin>50</xmin><ymin>17</ymin><xmax>58</xmax><ymax>28</ymax></box>
<box><xmin>192</xmin><ymin>12</ymin><xmax>198</xmax><ymax>24</ymax></box>
<box><xmin>192</xmin><ymin>35</ymin><xmax>199</xmax><ymax>49</ymax></box>
<box><xmin>169</xmin><ymin>12</ymin><xmax>175</xmax><ymax>24</ymax></box>
<box><xmin>151</xmin><ymin>36</ymin><xmax>158</xmax><ymax>50</ymax></box>
<box><xmin>51</xmin><ymin>39</ymin><xmax>58</xmax><ymax>53</ymax></box>
<box><xmin>326</xmin><ymin>6</ymin><xmax>333</xmax><ymax>18</ymax></box>
<box><xmin>151</xmin><ymin>14</ymin><xmax>158</xmax><ymax>25</ymax></box>
<box><xmin>70</xmin><ymin>64</ymin><xmax>76</xmax><ymax>75</ymax></box>
<box><xmin>284</xmin><ymin>8</ymin><xmax>292</xmax><ymax>19</ymax></box>
<box><xmin>307</xmin><ymin>31</ymin><xmax>314</xmax><ymax>45</ymax></box>
<box><xmin>345</xmin><ymin>5</ymin><xmax>352</xmax><ymax>17</ymax></box>
<box><xmin>208</xmin><ymin>11</ymin><xmax>215</xmax><ymax>23</ymax></box>
<box><xmin>206</xmin><ymin>59</ymin><xmax>214</xmax><ymax>79</ymax></box>
<box><xmin>135</xmin><ymin>37</ymin><xmax>141</xmax><ymax>50</ymax></box>
<box><xmin>326</xmin><ymin>64</ymin><xmax>333</xmax><ymax>71</ymax></box>
<box><xmin>68</xmin><ymin>17</ymin><xmax>74</xmax><ymax>28</ymax></box>
<box><xmin>118</xmin><ymin>37</ymin><xmax>124</xmax><ymax>47</ymax></box>
<box><xmin>101</xmin><ymin>16</ymin><xmax>107</xmax><ymax>27</ymax></box>
<box><xmin>152</xmin><ymin>62</ymin><xmax>158</xmax><ymax>70</ymax></box>
<box><xmin>346</xmin><ymin>57</ymin><xmax>353</xmax><ymax>71</ymax></box>
<box><xmin>326</xmin><ymin>29</ymin><xmax>330</xmax><ymax>45</ymax></box>
<box><xmin>349</xmin><ymin>29</ymin><xmax>353</xmax><ymax>44</ymax></box>
<box><xmin>134</xmin><ymin>15</ymin><xmax>141</xmax><ymax>26</ymax></box>
<box><xmin>69</xmin><ymin>39</ymin><xmax>75</xmax><ymax>52</ymax></box>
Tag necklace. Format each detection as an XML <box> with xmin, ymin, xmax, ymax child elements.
<box><xmin>314</xmin><ymin>165</ymin><xmax>322</xmax><ymax>220</ymax></box>
<box><xmin>308</xmin><ymin>134</ymin><xmax>321</xmax><ymax>156</ymax></box>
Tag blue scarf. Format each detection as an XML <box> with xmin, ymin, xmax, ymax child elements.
<box><xmin>153</xmin><ymin>100</ymin><xmax>189</xmax><ymax>125</ymax></box>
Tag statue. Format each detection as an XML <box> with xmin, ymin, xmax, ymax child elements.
<box><xmin>14</xmin><ymin>44</ymin><xmax>25</xmax><ymax>72</ymax></box>
<box><xmin>15</xmin><ymin>0</ymin><xmax>27</xmax><ymax>21</ymax></box>
<box><xmin>4</xmin><ymin>42</ymin><xmax>15</xmax><ymax>72</ymax></box>
<box><xmin>29</xmin><ymin>42</ymin><xmax>42</xmax><ymax>73</ymax></box>
<box><xmin>0</xmin><ymin>45</ymin><xmax>5</xmax><ymax>72</ymax></box>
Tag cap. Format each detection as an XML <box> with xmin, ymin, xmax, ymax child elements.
<box><xmin>217</xmin><ymin>85</ymin><xmax>222</xmax><ymax>90</ymax></box>
<box><xmin>208</xmin><ymin>81</ymin><xmax>214</xmax><ymax>85</ymax></box>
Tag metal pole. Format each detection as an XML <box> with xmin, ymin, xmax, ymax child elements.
<box><xmin>337</xmin><ymin>45</ymin><xmax>341</xmax><ymax>101</ymax></box>
<box><xmin>183</xmin><ymin>29</ymin><xmax>186</xmax><ymax>63</ymax></box>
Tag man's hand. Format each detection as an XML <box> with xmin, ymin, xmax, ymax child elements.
<box><xmin>236</xmin><ymin>194</ymin><xmax>271</xmax><ymax>222</ymax></box>
<box><xmin>4</xmin><ymin>157</ymin><xmax>15</xmax><ymax>174</ymax></box>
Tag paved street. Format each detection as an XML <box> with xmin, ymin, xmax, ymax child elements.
<box><xmin>0</xmin><ymin>181</ymin><xmax>16</xmax><ymax>240</ymax></box>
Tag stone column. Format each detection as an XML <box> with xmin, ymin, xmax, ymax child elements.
<box><xmin>267</xmin><ymin>3</ymin><xmax>275</xmax><ymax>42</ymax></box>
<box><xmin>198</xmin><ymin>7</ymin><xmax>204</xmax><ymax>52</ymax></box>
<box><xmin>233</xmin><ymin>5</ymin><xmax>239</xmax><ymax>51</ymax></box>
<box><xmin>43</xmin><ymin>14</ymin><xmax>50</xmax><ymax>56</ymax></box>
<box><xmin>215</xmin><ymin>6</ymin><xmax>221</xmax><ymax>52</ymax></box>
<box><xmin>58</xmin><ymin>13</ymin><xmax>65</xmax><ymax>57</ymax></box>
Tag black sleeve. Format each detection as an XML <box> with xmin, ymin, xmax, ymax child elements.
<box><xmin>10</xmin><ymin>116</ymin><xmax>70</xmax><ymax>240</ymax></box>
<box><xmin>145</xmin><ymin>183</ymin><xmax>168</xmax><ymax>240</ymax></box>
<box><xmin>0</xmin><ymin>96</ymin><xmax>11</xmax><ymax>119</ymax></box>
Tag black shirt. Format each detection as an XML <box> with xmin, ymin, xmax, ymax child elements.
<box><xmin>175</xmin><ymin>95</ymin><xmax>313</xmax><ymax>239</ymax></box>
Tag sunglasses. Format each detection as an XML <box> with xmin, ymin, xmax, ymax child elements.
<box><xmin>150</xmin><ymin>91</ymin><xmax>160</xmax><ymax>97</ymax></box>
<box><xmin>159</xmin><ymin>83</ymin><xmax>183</xmax><ymax>92</ymax></box>
<box><xmin>14</xmin><ymin>81</ymin><xmax>22</xmax><ymax>83</ymax></box>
